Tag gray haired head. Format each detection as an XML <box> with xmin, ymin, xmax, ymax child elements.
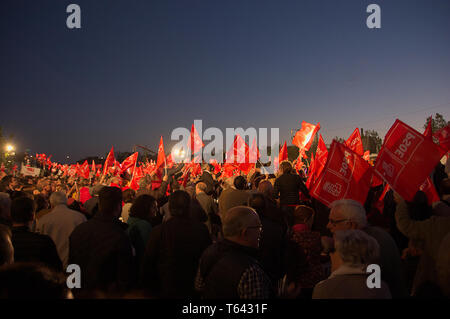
<box><xmin>330</xmin><ymin>199</ymin><xmax>368</xmax><ymax>228</ymax></box>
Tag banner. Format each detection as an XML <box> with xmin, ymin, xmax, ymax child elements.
<box><xmin>310</xmin><ymin>141</ymin><xmax>373</xmax><ymax>206</ymax></box>
<box><xmin>374</xmin><ymin>119</ymin><xmax>442</xmax><ymax>201</ymax></box>
<box><xmin>20</xmin><ymin>165</ymin><xmax>41</xmax><ymax>177</ymax></box>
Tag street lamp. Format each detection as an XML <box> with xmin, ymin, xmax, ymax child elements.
<box><xmin>6</xmin><ymin>144</ymin><xmax>14</xmax><ymax>152</ymax></box>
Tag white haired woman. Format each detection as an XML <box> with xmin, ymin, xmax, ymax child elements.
<box><xmin>312</xmin><ymin>229</ymin><xmax>392</xmax><ymax>299</ymax></box>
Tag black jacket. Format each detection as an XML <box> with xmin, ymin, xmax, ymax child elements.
<box><xmin>11</xmin><ymin>226</ymin><xmax>62</xmax><ymax>272</ymax></box>
<box><xmin>141</xmin><ymin>216</ymin><xmax>211</xmax><ymax>298</ymax></box>
<box><xmin>274</xmin><ymin>173</ymin><xmax>310</xmax><ymax>205</ymax></box>
<box><xmin>68</xmin><ymin>212</ymin><xmax>134</xmax><ymax>294</ymax></box>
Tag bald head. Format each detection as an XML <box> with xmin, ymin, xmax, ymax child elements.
<box><xmin>222</xmin><ymin>206</ymin><xmax>260</xmax><ymax>238</ymax></box>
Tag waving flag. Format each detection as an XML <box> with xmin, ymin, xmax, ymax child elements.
<box><xmin>423</xmin><ymin>116</ymin><xmax>433</xmax><ymax>141</ymax></box>
<box><xmin>120</xmin><ymin>152</ymin><xmax>138</xmax><ymax>174</ymax></box>
<box><xmin>91</xmin><ymin>160</ymin><xmax>96</xmax><ymax>173</ymax></box>
<box><xmin>345</xmin><ymin>128</ymin><xmax>364</xmax><ymax>156</ymax></box>
<box><xmin>225</xmin><ymin>135</ymin><xmax>253</xmax><ymax>174</ymax></box>
<box><xmin>156</xmin><ymin>136</ymin><xmax>166</xmax><ymax>169</ymax></box>
<box><xmin>374</xmin><ymin>119</ymin><xmax>442</xmax><ymax>201</ymax></box>
<box><xmin>310</xmin><ymin>141</ymin><xmax>373</xmax><ymax>206</ymax></box>
<box><xmin>103</xmin><ymin>146</ymin><xmax>115</xmax><ymax>175</ymax></box>
<box><xmin>209</xmin><ymin>159</ymin><xmax>222</xmax><ymax>175</ymax></box>
<box><xmin>189</xmin><ymin>123</ymin><xmax>204</xmax><ymax>154</ymax></box>
<box><xmin>292</xmin><ymin>121</ymin><xmax>321</xmax><ymax>154</ymax></box>
<box><xmin>79</xmin><ymin>160</ymin><xmax>90</xmax><ymax>179</ymax></box>
<box><xmin>306</xmin><ymin>134</ymin><xmax>328</xmax><ymax>189</ymax></box>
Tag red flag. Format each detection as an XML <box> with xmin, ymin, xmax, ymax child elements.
<box><xmin>310</xmin><ymin>141</ymin><xmax>373</xmax><ymax>207</ymax></box>
<box><xmin>433</xmin><ymin>124</ymin><xmax>450</xmax><ymax>153</ymax></box>
<box><xmin>91</xmin><ymin>160</ymin><xmax>96</xmax><ymax>173</ymax></box>
<box><xmin>189</xmin><ymin>124</ymin><xmax>204</xmax><ymax>153</ymax></box>
<box><xmin>374</xmin><ymin>119</ymin><xmax>442</xmax><ymax>201</ymax></box>
<box><xmin>279</xmin><ymin>141</ymin><xmax>288</xmax><ymax>163</ymax></box>
<box><xmin>209</xmin><ymin>159</ymin><xmax>222</xmax><ymax>174</ymax></box>
<box><xmin>374</xmin><ymin>184</ymin><xmax>390</xmax><ymax>213</ymax></box>
<box><xmin>120</xmin><ymin>152</ymin><xmax>138</xmax><ymax>174</ymax></box>
<box><xmin>225</xmin><ymin>135</ymin><xmax>253</xmax><ymax>174</ymax></box>
<box><xmin>345</xmin><ymin>128</ymin><xmax>364</xmax><ymax>156</ymax></box>
<box><xmin>78</xmin><ymin>160</ymin><xmax>90</xmax><ymax>179</ymax></box>
<box><xmin>166</xmin><ymin>154</ymin><xmax>174</xmax><ymax>169</ymax></box>
<box><xmin>129</xmin><ymin>166</ymin><xmax>143</xmax><ymax>191</ymax></box>
<box><xmin>292</xmin><ymin>121</ymin><xmax>321</xmax><ymax>151</ymax></box>
<box><xmin>423</xmin><ymin>116</ymin><xmax>433</xmax><ymax>141</ymax></box>
<box><xmin>419</xmin><ymin>177</ymin><xmax>440</xmax><ymax>205</ymax></box>
<box><xmin>371</xmin><ymin>173</ymin><xmax>383</xmax><ymax>187</ymax></box>
<box><xmin>103</xmin><ymin>147</ymin><xmax>115</xmax><ymax>175</ymax></box>
<box><xmin>306</xmin><ymin>135</ymin><xmax>328</xmax><ymax>189</ymax></box>
<box><xmin>156</xmin><ymin>136</ymin><xmax>166</xmax><ymax>168</ymax></box>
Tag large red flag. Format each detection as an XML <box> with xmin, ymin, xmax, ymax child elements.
<box><xmin>120</xmin><ymin>152</ymin><xmax>138</xmax><ymax>174</ymax></box>
<box><xmin>345</xmin><ymin>128</ymin><xmax>364</xmax><ymax>156</ymax></box>
<box><xmin>292</xmin><ymin>121</ymin><xmax>321</xmax><ymax>152</ymax></box>
<box><xmin>156</xmin><ymin>136</ymin><xmax>166</xmax><ymax>169</ymax></box>
<box><xmin>103</xmin><ymin>147</ymin><xmax>115</xmax><ymax>175</ymax></box>
<box><xmin>374</xmin><ymin>119</ymin><xmax>442</xmax><ymax>201</ymax></box>
<box><xmin>189</xmin><ymin>123</ymin><xmax>204</xmax><ymax>153</ymax></box>
<box><xmin>310</xmin><ymin>141</ymin><xmax>373</xmax><ymax>207</ymax></box>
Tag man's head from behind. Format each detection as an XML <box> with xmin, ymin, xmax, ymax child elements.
<box><xmin>11</xmin><ymin>196</ymin><xmax>35</xmax><ymax>226</ymax></box>
<box><xmin>233</xmin><ymin>176</ymin><xmax>247</xmax><ymax>190</ymax></box>
<box><xmin>195</xmin><ymin>182</ymin><xmax>207</xmax><ymax>195</ymax></box>
<box><xmin>222</xmin><ymin>206</ymin><xmax>262</xmax><ymax>249</ymax></box>
<box><xmin>49</xmin><ymin>191</ymin><xmax>67</xmax><ymax>208</ymax></box>
<box><xmin>327</xmin><ymin>199</ymin><xmax>367</xmax><ymax>234</ymax></box>
<box><xmin>169</xmin><ymin>190</ymin><xmax>191</xmax><ymax>218</ymax></box>
<box><xmin>98</xmin><ymin>186</ymin><xmax>123</xmax><ymax>218</ymax></box>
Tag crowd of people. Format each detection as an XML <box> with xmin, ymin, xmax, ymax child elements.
<box><xmin>0</xmin><ymin>158</ymin><xmax>449</xmax><ymax>299</ymax></box>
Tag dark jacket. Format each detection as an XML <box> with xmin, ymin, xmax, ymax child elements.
<box><xmin>141</xmin><ymin>216</ymin><xmax>211</xmax><ymax>298</ymax></box>
<box><xmin>196</xmin><ymin>239</ymin><xmax>272</xmax><ymax>299</ymax></box>
<box><xmin>11</xmin><ymin>226</ymin><xmax>62</xmax><ymax>271</ymax></box>
<box><xmin>68</xmin><ymin>212</ymin><xmax>134</xmax><ymax>294</ymax></box>
<box><xmin>274</xmin><ymin>173</ymin><xmax>310</xmax><ymax>206</ymax></box>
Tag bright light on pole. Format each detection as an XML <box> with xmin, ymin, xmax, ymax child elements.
<box><xmin>6</xmin><ymin>144</ymin><xmax>14</xmax><ymax>152</ymax></box>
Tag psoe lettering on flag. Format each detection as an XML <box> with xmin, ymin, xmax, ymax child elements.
<box><xmin>374</xmin><ymin>119</ymin><xmax>443</xmax><ymax>202</ymax></box>
<box><xmin>310</xmin><ymin>141</ymin><xmax>373</xmax><ymax>207</ymax></box>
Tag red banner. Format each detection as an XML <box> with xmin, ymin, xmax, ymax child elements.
<box><xmin>374</xmin><ymin>120</ymin><xmax>442</xmax><ymax>201</ymax></box>
<box><xmin>345</xmin><ymin>128</ymin><xmax>364</xmax><ymax>156</ymax></box>
<box><xmin>310</xmin><ymin>141</ymin><xmax>373</xmax><ymax>206</ymax></box>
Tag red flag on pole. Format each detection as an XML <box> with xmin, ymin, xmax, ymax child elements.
<box><xmin>166</xmin><ymin>154</ymin><xmax>174</xmax><ymax>169</ymax></box>
<box><xmin>156</xmin><ymin>136</ymin><xmax>166</xmax><ymax>168</ymax></box>
<box><xmin>225</xmin><ymin>135</ymin><xmax>253</xmax><ymax>174</ymax></box>
<box><xmin>120</xmin><ymin>152</ymin><xmax>138</xmax><ymax>174</ymax></box>
<box><xmin>292</xmin><ymin>121</ymin><xmax>321</xmax><ymax>151</ymax></box>
<box><xmin>91</xmin><ymin>160</ymin><xmax>96</xmax><ymax>173</ymax></box>
<box><xmin>423</xmin><ymin>116</ymin><xmax>433</xmax><ymax>141</ymax></box>
<box><xmin>345</xmin><ymin>128</ymin><xmax>364</xmax><ymax>156</ymax></box>
<box><xmin>310</xmin><ymin>141</ymin><xmax>373</xmax><ymax>207</ymax></box>
<box><xmin>103</xmin><ymin>147</ymin><xmax>115</xmax><ymax>175</ymax></box>
<box><xmin>374</xmin><ymin>119</ymin><xmax>443</xmax><ymax>201</ymax></box>
<box><xmin>189</xmin><ymin>124</ymin><xmax>204</xmax><ymax>153</ymax></box>
<box><xmin>306</xmin><ymin>135</ymin><xmax>328</xmax><ymax>189</ymax></box>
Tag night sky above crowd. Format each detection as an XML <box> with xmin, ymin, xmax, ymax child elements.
<box><xmin>1</xmin><ymin>0</ymin><xmax>449</xmax><ymax>163</ymax></box>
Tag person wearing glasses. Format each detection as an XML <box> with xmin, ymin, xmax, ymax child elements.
<box><xmin>312</xmin><ymin>229</ymin><xmax>391</xmax><ymax>299</ymax></box>
<box><xmin>324</xmin><ymin>199</ymin><xmax>407</xmax><ymax>298</ymax></box>
<box><xmin>195</xmin><ymin>206</ymin><xmax>272</xmax><ymax>299</ymax></box>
